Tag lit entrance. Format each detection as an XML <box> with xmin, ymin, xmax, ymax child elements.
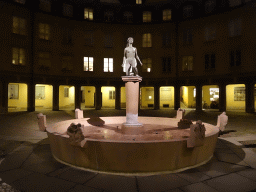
<box><xmin>202</xmin><ymin>85</ymin><xmax>219</xmax><ymax>110</ymax></box>
<box><xmin>140</xmin><ymin>87</ymin><xmax>154</xmax><ymax>109</ymax></box>
<box><xmin>226</xmin><ymin>84</ymin><xmax>245</xmax><ymax>111</ymax></box>
<box><xmin>35</xmin><ymin>84</ymin><xmax>53</xmax><ymax>111</ymax></box>
<box><xmin>8</xmin><ymin>83</ymin><xmax>27</xmax><ymax>112</ymax></box>
<box><xmin>59</xmin><ymin>85</ymin><xmax>75</xmax><ymax>110</ymax></box>
<box><xmin>180</xmin><ymin>86</ymin><xmax>196</xmax><ymax>109</ymax></box>
<box><xmin>81</xmin><ymin>86</ymin><xmax>95</xmax><ymax>109</ymax></box>
<box><xmin>160</xmin><ymin>86</ymin><xmax>174</xmax><ymax>109</ymax></box>
<box><xmin>101</xmin><ymin>86</ymin><xmax>115</xmax><ymax>109</ymax></box>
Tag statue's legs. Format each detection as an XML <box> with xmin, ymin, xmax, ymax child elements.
<box><xmin>132</xmin><ymin>67</ymin><xmax>138</xmax><ymax>76</ymax></box>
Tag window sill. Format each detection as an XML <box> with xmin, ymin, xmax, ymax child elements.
<box><xmin>61</xmin><ymin>68</ymin><xmax>72</xmax><ymax>73</ymax></box>
<box><xmin>39</xmin><ymin>65</ymin><xmax>50</xmax><ymax>71</ymax></box>
<box><xmin>182</xmin><ymin>43</ymin><xmax>193</xmax><ymax>46</ymax></box>
<box><xmin>204</xmin><ymin>39</ymin><xmax>217</xmax><ymax>44</ymax></box>
<box><xmin>12</xmin><ymin>33</ymin><xmax>27</xmax><ymax>37</ymax></box>
<box><xmin>229</xmin><ymin>66</ymin><xmax>241</xmax><ymax>72</ymax></box>
<box><xmin>39</xmin><ymin>39</ymin><xmax>51</xmax><ymax>42</ymax></box>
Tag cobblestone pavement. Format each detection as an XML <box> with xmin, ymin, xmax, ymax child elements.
<box><xmin>0</xmin><ymin>109</ymin><xmax>256</xmax><ymax>192</ymax></box>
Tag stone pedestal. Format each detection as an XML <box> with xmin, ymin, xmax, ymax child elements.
<box><xmin>121</xmin><ymin>76</ymin><xmax>144</xmax><ymax>135</ymax></box>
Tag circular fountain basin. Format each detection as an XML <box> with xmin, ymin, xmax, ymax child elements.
<box><xmin>46</xmin><ymin>116</ymin><xmax>219</xmax><ymax>176</ymax></box>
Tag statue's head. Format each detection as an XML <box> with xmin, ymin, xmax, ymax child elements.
<box><xmin>127</xmin><ymin>37</ymin><xmax>133</xmax><ymax>43</ymax></box>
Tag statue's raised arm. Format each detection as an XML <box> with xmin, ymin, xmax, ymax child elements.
<box><xmin>122</xmin><ymin>37</ymin><xmax>143</xmax><ymax>76</ymax></box>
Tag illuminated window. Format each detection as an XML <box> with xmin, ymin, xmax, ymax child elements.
<box><xmin>35</xmin><ymin>86</ymin><xmax>45</xmax><ymax>99</ymax></box>
<box><xmin>84</xmin><ymin>8</ymin><xmax>93</xmax><ymax>20</ymax></box>
<box><xmin>104</xmin><ymin>11</ymin><xmax>114</xmax><ymax>22</ymax></box>
<box><xmin>205</xmin><ymin>54</ymin><xmax>216</xmax><ymax>69</ymax></box>
<box><xmin>136</xmin><ymin>0</ymin><xmax>142</xmax><ymax>4</ymax></box>
<box><xmin>84</xmin><ymin>57</ymin><xmax>93</xmax><ymax>71</ymax></box>
<box><xmin>124</xmin><ymin>11</ymin><xmax>133</xmax><ymax>23</ymax></box>
<box><xmin>142</xmin><ymin>33</ymin><xmax>152</xmax><ymax>47</ymax></box>
<box><xmin>105</xmin><ymin>33</ymin><xmax>113</xmax><ymax>47</ymax></box>
<box><xmin>13</xmin><ymin>16</ymin><xmax>26</xmax><ymax>35</ymax></box>
<box><xmin>205</xmin><ymin>25</ymin><xmax>216</xmax><ymax>41</ymax></box>
<box><xmin>63</xmin><ymin>3</ymin><xmax>73</xmax><ymax>17</ymax></box>
<box><xmin>163</xmin><ymin>9</ymin><xmax>171</xmax><ymax>21</ymax></box>
<box><xmin>39</xmin><ymin>0</ymin><xmax>51</xmax><ymax>12</ymax></box>
<box><xmin>205</xmin><ymin>0</ymin><xmax>215</xmax><ymax>13</ymax></box>
<box><xmin>183</xmin><ymin>5</ymin><xmax>193</xmax><ymax>18</ymax></box>
<box><xmin>62</xmin><ymin>56</ymin><xmax>73</xmax><ymax>71</ymax></box>
<box><xmin>229</xmin><ymin>0</ymin><xmax>242</xmax><ymax>7</ymax></box>
<box><xmin>84</xmin><ymin>31</ymin><xmax>93</xmax><ymax>46</ymax></box>
<box><xmin>182</xmin><ymin>56</ymin><xmax>193</xmax><ymax>71</ymax></box>
<box><xmin>230</xmin><ymin>50</ymin><xmax>241</xmax><ymax>67</ymax></box>
<box><xmin>12</xmin><ymin>48</ymin><xmax>25</xmax><ymax>65</ymax></box>
<box><xmin>162</xmin><ymin>57</ymin><xmax>171</xmax><ymax>72</ymax></box>
<box><xmin>183</xmin><ymin>28</ymin><xmax>192</xmax><ymax>44</ymax></box>
<box><xmin>162</xmin><ymin>32</ymin><xmax>171</xmax><ymax>47</ymax></box>
<box><xmin>104</xmin><ymin>58</ymin><xmax>113</xmax><ymax>72</ymax></box>
<box><xmin>143</xmin><ymin>11</ymin><xmax>151</xmax><ymax>22</ymax></box>
<box><xmin>39</xmin><ymin>52</ymin><xmax>51</xmax><ymax>67</ymax></box>
<box><xmin>14</xmin><ymin>0</ymin><xmax>26</xmax><ymax>4</ymax></box>
<box><xmin>109</xmin><ymin>90</ymin><xmax>115</xmax><ymax>100</ymax></box>
<box><xmin>142</xmin><ymin>58</ymin><xmax>152</xmax><ymax>72</ymax></box>
<box><xmin>228</xmin><ymin>18</ymin><xmax>242</xmax><ymax>37</ymax></box>
<box><xmin>39</xmin><ymin>23</ymin><xmax>50</xmax><ymax>40</ymax></box>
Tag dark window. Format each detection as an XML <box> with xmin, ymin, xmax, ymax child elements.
<box><xmin>183</xmin><ymin>28</ymin><xmax>193</xmax><ymax>44</ymax></box>
<box><xmin>183</xmin><ymin>5</ymin><xmax>193</xmax><ymax>18</ymax></box>
<box><xmin>63</xmin><ymin>27</ymin><xmax>72</xmax><ymax>44</ymax></box>
<box><xmin>162</xmin><ymin>57</ymin><xmax>171</xmax><ymax>72</ymax></box>
<box><xmin>205</xmin><ymin>0</ymin><xmax>216</xmax><ymax>13</ymax></box>
<box><xmin>230</xmin><ymin>50</ymin><xmax>241</xmax><ymax>67</ymax></box>
<box><xmin>205</xmin><ymin>54</ymin><xmax>216</xmax><ymax>69</ymax></box>
<box><xmin>162</xmin><ymin>32</ymin><xmax>171</xmax><ymax>47</ymax></box>
<box><xmin>104</xmin><ymin>33</ymin><xmax>113</xmax><ymax>48</ymax></box>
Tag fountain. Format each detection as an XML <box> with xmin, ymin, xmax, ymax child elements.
<box><xmin>42</xmin><ymin>38</ymin><xmax>219</xmax><ymax>175</ymax></box>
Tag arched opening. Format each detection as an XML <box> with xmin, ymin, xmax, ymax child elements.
<box><xmin>101</xmin><ymin>86</ymin><xmax>115</xmax><ymax>109</ymax></box>
<box><xmin>81</xmin><ymin>86</ymin><xmax>95</xmax><ymax>109</ymax></box>
<box><xmin>202</xmin><ymin>85</ymin><xmax>219</xmax><ymax>110</ymax></box>
<box><xmin>140</xmin><ymin>87</ymin><xmax>154</xmax><ymax>109</ymax></box>
<box><xmin>180</xmin><ymin>86</ymin><xmax>196</xmax><ymax>109</ymax></box>
<box><xmin>35</xmin><ymin>84</ymin><xmax>53</xmax><ymax>111</ymax></box>
<box><xmin>8</xmin><ymin>83</ymin><xmax>27</xmax><ymax>112</ymax></box>
<box><xmin>59</xmin><ymin>85</ymin><xmax>75</xmax><ymax>110</ymax></box>
<box><xmin>160</xmin><ymin>86</ymin><xmax>174</xmax><ymax>109</ymax></box>
<box><xmin>226</xmin><ymin>84</ymin><xmax>245</xmax><ymax>112</ymax></box>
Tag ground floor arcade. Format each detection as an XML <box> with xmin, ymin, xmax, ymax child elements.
<box><xmin>0</xmin><ymin>81</ymin><xmax>255</xmax><ymax>113</ymax></box>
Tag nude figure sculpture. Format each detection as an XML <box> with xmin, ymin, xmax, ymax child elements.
<box><xmin>122</xmin><ymin>37</ymin><xmax>143</xmax><ymax>76</ymax></box>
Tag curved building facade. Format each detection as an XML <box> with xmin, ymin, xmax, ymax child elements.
<box><xmin>0</xmin><ymin>0</ymin><xmax>255</xmax><ymax>113</ymax></box>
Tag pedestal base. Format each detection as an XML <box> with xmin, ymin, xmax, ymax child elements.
<box><xmin>121</xmin><ymin>123</ymin><xmax>144</xmax><ymax>135</ymax></box>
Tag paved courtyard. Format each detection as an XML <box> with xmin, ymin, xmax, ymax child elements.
<box><xmin>0</xmin><ymin>109</ymin><xmax>256</xmax><ymax>192</ymax></box>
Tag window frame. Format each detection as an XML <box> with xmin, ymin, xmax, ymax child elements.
<box><xmin>39</xmin><ymin>23</ymin><xmax>50</xmax><ymax>40</ymax></box>
<box><xmin>84</xmin><ymin>57</ymin><xmax>94</xmax><ymax>72</ymax></box>
<box><xmin>13</xmin><ymin>16</ymin><xmax>26</xmax><ymax>35</ymax></box>
<box><xmin>163</xmin><ymin>9</ymin><xmax>172</xmax><ymax>21</ymax></box>
<box><xmin>142</xmin><ymin>33</ymin><xmax>152</xmax><ymax>47</ymax></box>
<box><xmin>142</xmin><ymin>58</ymin><xmax>152</xmax><ymax>73</ymax></box>
<box><xmin>104</xmin><ymin>58</ymin><xmax>113</xmax><ymax>72</ymax></box>
<box><xmin>143</xmin><ymin>11</ymin><xmax>152</xmax><ymax>22</ymax></box>
<box><xmin>84</xmin><ymin>8</ymin><xmax>93</xmax><ymax>20</ymax></box>
<box><xmin>12</xmin><ymin>47</ymin><xmax>26</xmax><ymax>65</ymax></box>
<box><xmin>182</xmin><ymin>56</ymin><xmax>193</xmax><ymax>71</ymax></box>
